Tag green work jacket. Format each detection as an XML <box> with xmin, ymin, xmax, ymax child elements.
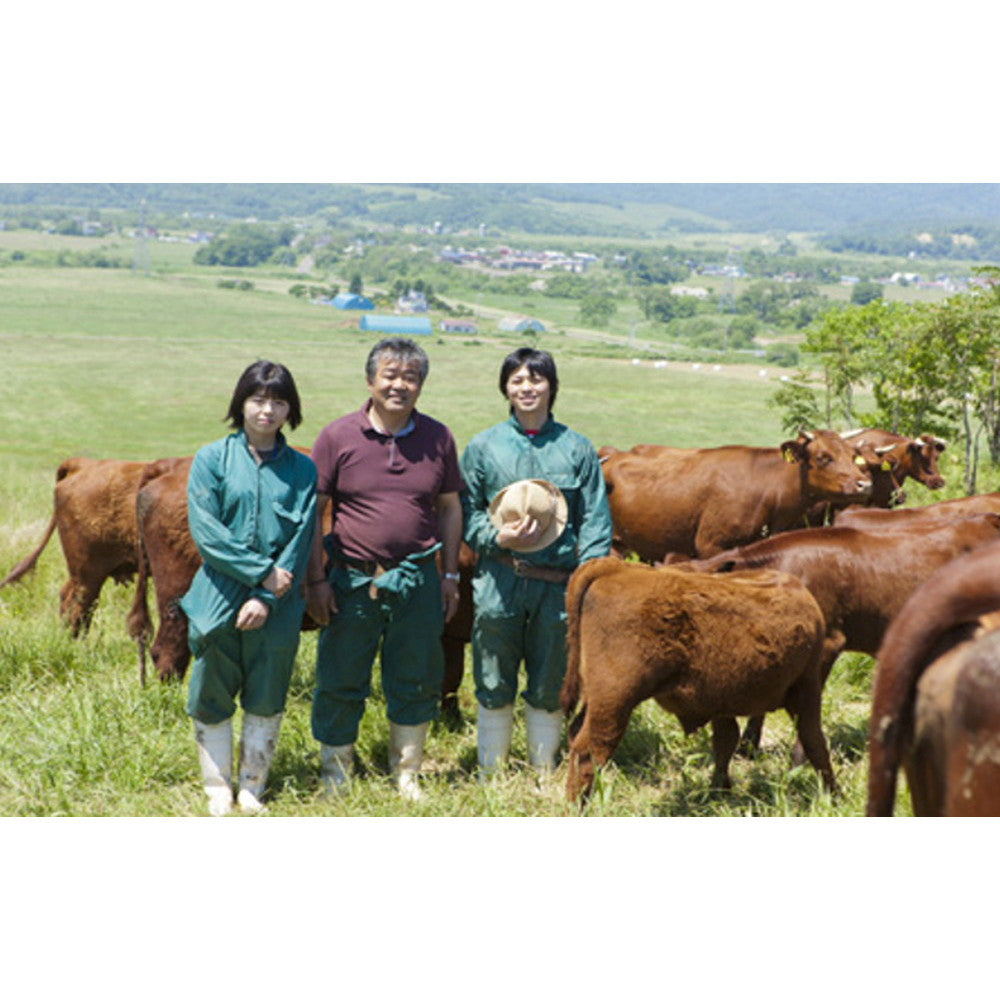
<box><xmin>180</xmin><ymin>431</ymin><xmax>317</xmax><ymax>645</ymax></box>
<box><xmin>460</xmin><ymin>414</ymin><xmax>612</xmax><ymax>570</ymax></box>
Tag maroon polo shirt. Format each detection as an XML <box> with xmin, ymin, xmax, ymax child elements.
<box><xmin>312</xmin><ymin>402</ymin><xmax>462</xmax><ymax>563</ymax></box>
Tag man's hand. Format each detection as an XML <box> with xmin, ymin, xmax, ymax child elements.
<box><xmin>306</xmin><ymin>579</ymin><xmax>338</xmax><ymax>626</ymax></box>
<box><xmin>441</xmin><ymin>576</ymin><xmax>460</xmax><ymax>623</ymax></box>
<box><xmin>497</xmin><ymin>515</ymin><xmax>545</xmax><ymax>551</ymax></box>
<box><xmin>236</xmin><ymin>597</ymin><xmax>270</xmax><ymax>631</ymax></box>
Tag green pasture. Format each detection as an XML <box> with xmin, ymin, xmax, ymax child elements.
<box><xmin>0</xmin><ymin>263</ymin><xmax>950</xmax><ymax>818</ymax></box>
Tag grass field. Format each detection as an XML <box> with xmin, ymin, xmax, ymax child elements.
<box><xmin>0</xmin><ymin>256</ymin><xmax>974</xmax><ymax>821</ymax></box>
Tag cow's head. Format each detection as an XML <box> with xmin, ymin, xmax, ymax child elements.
<box><xmin>910</xmin><ymin>434</ymin><xmax>947</xmax><ymax>490</ymax></box>
<box><xmin>843</xmin><ymin>436</ymin><xmax>907</xmax><ymax>507</ymax></box>
<box><xmin>781</xmin><ymin>429</ymin><xmax>872</xmax><ymax>501</ymax></box>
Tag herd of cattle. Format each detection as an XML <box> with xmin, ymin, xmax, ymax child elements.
<box><xmin>4</xmin><ymin>426</ymin><xmax>1000</xmax><ymax>816</ymax></box>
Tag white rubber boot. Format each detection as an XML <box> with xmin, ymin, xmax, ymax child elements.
<box><xmin>525</xmin><ymin>705</ymin><xmax>563</xmax><ymax>774</ymax></box>
<box><xmin>236</xmin><ymin>712</ymin><xmax>282</xmax><ymax>814</ymax></box>
<box><xmin>477</xmin><ymin>703</ymin><xmax>514</xmax><ymax>778</ymax></box>
<box><xmin>388</xmin><ymin>722</ymin><xmax>428</xmax><ymax>802</ymax></box>
<box><xmin>193</xmin><ymin>717</ymin><xmax>234</xmax><ymax>817</ymax></box>
<box><xmin>319</xmin><ymin>743</ymin><xmax>355</xmax><ymax>794</ymax></box>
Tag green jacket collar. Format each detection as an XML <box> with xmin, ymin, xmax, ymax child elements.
<box><xmin>507</xmin><ymin>413</ymin><xmax>555</xmax><ymax>438</ymax></box>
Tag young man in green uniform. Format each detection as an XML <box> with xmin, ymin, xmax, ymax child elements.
<box><xmin>306</xmin><ymin>338</ymin><xmax>462</xmax><ymax>800</ymax></box>
<box><xmin>460</xmin><ymin>347</ymin><xmax>612</xmax><ymax>776</ymax></box>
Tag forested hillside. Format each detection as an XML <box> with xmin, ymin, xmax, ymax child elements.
<box><xmin>3</xmin><ymin>183</ymin><xmax>1000</xmax><ymax>243</ymax></box>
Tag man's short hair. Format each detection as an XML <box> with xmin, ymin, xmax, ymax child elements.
<box><xmin>365</xmin><ymin>338</ymin><xmax>430</xmax><ymax>385</ymax></box>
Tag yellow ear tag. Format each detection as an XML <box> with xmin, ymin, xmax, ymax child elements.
<box><xmin>783</xmin><ymin>450</ymin><xmax>794</xmax><ymax>463</ymax></box>
<box><xmin>881</xmin><ymin>460</ymin><xmax>892</xmax><ymax>471</ymax></box>
<box><xmin>853</xmin><ymin>455</ymin><xmax>866</xmax><ymax>467</ymax></box>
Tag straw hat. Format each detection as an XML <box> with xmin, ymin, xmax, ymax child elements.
<box><xmin>488</xmin><ymin>479</ymin><xmax>568</xmax><ymax>553</ymax></box>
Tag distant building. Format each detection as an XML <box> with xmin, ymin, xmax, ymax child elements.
<box><xmin>439</xmin><ymin>319</ymin><xmax>478</xmax><ymax>333</ymax></box>
<box><xmin>359</xmin><ymin>314</ymin><xmax>432</xmax><ymax>336</ymax></box>
<box><xmin>396</xmin><ymin>290</ymin><xmax>428</xmax><ymax>313</ymax></box>
<box><xmin>498</xmin><ymin>317</ymin><xmax>546</xmax><ymax>333</ymax></box>
<box><xmin>330</xmin><ymin>292</ymin><xmax>374</xmax><ymax>309</ymax></box>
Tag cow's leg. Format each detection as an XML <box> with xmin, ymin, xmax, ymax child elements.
<box><xmin>565</xmin><ymin>700</ymin><xmax>633</xmax><ymax>803</ymax></box>
<box><xmin>565</xmin><ymin>708</ymin><xmax>593</xmax><ymax>802</ymax></box>
<box><xmin>59</xmin><ymin>575</ymin><xmax>103</xmax><ymax>636</ymax></box>
<box><xmin>439</xmin><ymin>636</ymin><xmax>465</xmax><ymax>727</ymax></box>
<box><xmin>787</xmin><ymin>679</ymin><xmax>836</xmax><ymax>794</ymax></box>
<box><xmin>790</xmin><ymin>634</ymin><xmax>846</xmax><ymax>766</ymax></box>
<box><xmin>710</xmin><ymin>717</ymin><xmax>740</xmax><ymax>789</ymax></box>
<box><xmin>738</xmin><ymin>715</ymin><xmax>764</xmax><ymax>757</ymax></box>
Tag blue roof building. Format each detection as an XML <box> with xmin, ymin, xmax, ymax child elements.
<box><xmin>359</xmin><ymin>314</ymin><xmax>433</xmax><ymax>336</ymax></box>
<box><xmin>331</xmin><ymin>292</ymin><xmax>374</xmax><ymax>309</ymax></box>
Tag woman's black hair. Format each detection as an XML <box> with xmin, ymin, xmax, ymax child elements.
<box><xmin>498</xmin><ymin>347</ymin><xmax>558</xmax><ymax>412</ymax></box>
<box><xmin>226</xmin><ymin>360</ymin><xmax>303</xmax><ymax>430</ymax></box>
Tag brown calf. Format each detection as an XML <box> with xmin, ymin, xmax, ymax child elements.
<box><xmin>560</xmin><ymin>557</ymin><xmax>833</xmax><ymax>802</ymax></box>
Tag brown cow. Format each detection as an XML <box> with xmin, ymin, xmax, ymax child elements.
<box><xmin>834</xmin><ymin>492</ymin><xmax>1000</xmax><ymax>531</ymax></box>
<box><xmin>841</xmin><ymin>428</ymin><xmax>946</xmax><ymax>500</ymax></box>
<box><xmin>600</xmin><ymin>429</ymin><xmax>872</xmax><ymax>562</ymax></box>
<box><xmin>0</xmin><ymin>457</ymin><xmax>151</xmax><ymax>634</ymax></box>
<box><xmin>128</xmin><ymin>458</ymin><xmax>477</xmax><ymax>720</ymax></box>
<box><xmin>684</xmin><ymin>514</ymin><xmax>1000</xmax><ymax>755</ymax></box>
<box><xmin>560</xmin><ymin>557</ymin><xmax>834</xmax><ymax>802</ymax></box>
<box><xmin>867</xmin><ymin>537</ymin><xmax>1000</xmax><ymax>816</ymax></box>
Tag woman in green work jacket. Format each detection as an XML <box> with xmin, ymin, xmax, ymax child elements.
<box><xmin>181</xmin><ymin>360</ymin><xmax>317</xmax><ymax>816</ymax></box>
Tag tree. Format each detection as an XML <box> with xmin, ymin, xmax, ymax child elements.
<box><xmin>850</xmin><ymin>280</ymin><xmax>883</xmax><ymax>305</ymax></box>
<box><xmin>726</xmin><ymin>315</ymin><xmax>759</xmax><ymax>349</ymax></box>
<box><xmin>577</xmin><ymin>295</ymin><xmax>617</xmax><ymax>328</ymax></box>
<box><xmin>624</xmin><ymin>250</ymin><xmax>689</xmax><ymax>285</ymax></box>
<box><xmin>921</xmin><ymin>274</ymin><xmax>1000</xmax><ymax>492</ymax></box>
<box><xmin>637</xmin><ymin>286</ymin><xmax>697</xmax><ymax>323</ymax></box>
<box><xmin>349</xmin><ymin>273</ymin><xmax>363</xmax><ymax>295</ymax></box>
<box><xmin>767</xmin><ymin>371</ymin><xmax>823</xmax><ymax>435</ymax></box>
<box><xmin>802</xmin><ymin>304</ymin><xmax>872</xmax><ymax>426</ymax></box>
<box><xmin>192</xmin><ymin>222</ymin><xmax>294</xmax><ymax>267</ymax></box>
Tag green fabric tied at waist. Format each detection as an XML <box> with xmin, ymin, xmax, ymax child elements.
<box><xmin>326</xmin><ymin>539</ymin><xmax>442</xmax><ymax>616</ymax></box>
<box><xmin>370</xmin><ymin>543</ymin><xmax>441</xmax><ymax>606</ymax></box>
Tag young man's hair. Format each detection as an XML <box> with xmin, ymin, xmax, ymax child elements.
<box><xmin>226</xmin><ymin>359</ymin><xmax>303</xmax><ymax>430</ymax></box>
<box><xmin>498</xmin><ymin>347</ymin><xmax>559</xmax><ymax>411</ymax></box>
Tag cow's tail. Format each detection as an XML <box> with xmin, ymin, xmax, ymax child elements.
<box><xmin>0</xmin><ymin>512</ymin><xmax>58</xmax><ymax>588</ymax></box>
<box><xmin>867</xmin><ymin>548</ymin><xmax>1000</xmax><ymax>816</ymax></box>
<box><xmin>0</xmin><ymin>458</ymin><xmax>85</xmax><ymax>589</ymax></box>
<box><xmin>126</xmin><ymin>490</ymin><xmax>155</xmax><ymax>688</ymax></box>
<box><xmin>560</xmin><ymin>556</ymin><xmax>626</xmax><ymax>720</ymax></box>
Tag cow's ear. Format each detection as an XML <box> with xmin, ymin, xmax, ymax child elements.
<box><xmin>780</xmin><ymin>439</ymin><xmax>805</xmax><ymax>463</ymax></box>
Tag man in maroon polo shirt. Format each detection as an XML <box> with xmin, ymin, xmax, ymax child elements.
<box><xmin>306</xmin><ymin>338</ymin><xmax>462</xmax><ymax>801</ymax></box>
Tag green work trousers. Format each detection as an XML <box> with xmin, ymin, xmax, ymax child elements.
<box><xmin>311</xmin><ymin>560</ymin><xmax>444</xmax><ymax>747</ymax></box>
<box><xmin>186</xmin><ymin>596</ymin><xmax>304</xmax><ymax>724</ymax></box>
<box><xmin>471</xmin><ymin>558</ymin><xmax>568</xmax><ymax>712</ymax></box>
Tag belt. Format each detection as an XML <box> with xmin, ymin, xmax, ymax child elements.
<box><xmin>333</xmin><ymin>555</ymin><xmax>402</xmax><ymax>578</ymax></box>
<box><xmin>495</xmin><ymin>553</ymin><xmax>572</xmax><ymax>584</ymax></box>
